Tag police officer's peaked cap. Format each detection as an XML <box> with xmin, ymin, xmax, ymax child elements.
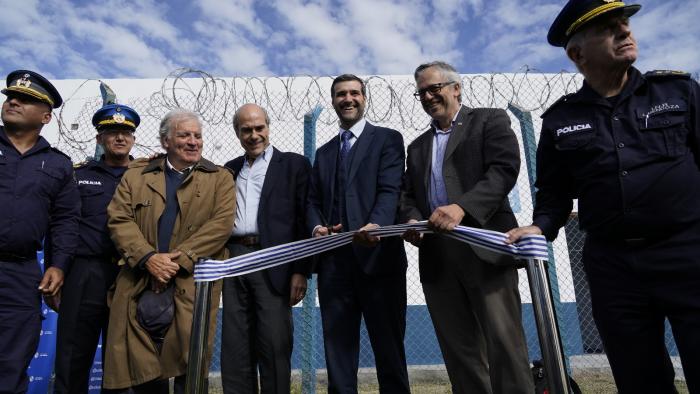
<box><xmin>92</xmin><ymin>104</ymin><xmax>140</xmax><ymax>132</ymax></box>
<box><xmin>548</xmin><ymin>0</ymin><xmax>641</xmax><ymax>47</ymax></box>
<box><xmin>2</xmin><ymin>70</ymin><xmax>63</xmax><ymax>108</ymax></box>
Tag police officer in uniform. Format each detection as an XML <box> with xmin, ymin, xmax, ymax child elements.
<box><xmin>0</xmin><ymin>70</ymin><xmax>80</xmax><ymax>393</ymax></box>
<box><xmin>53</xmin><ymin>104</ymin><xmax>139</xmax><ymax>394</ymax></box>
<box><xmin>506</xmin><ymin>1</ymin><xmax>700</xmax><ymax>393</ymax></box>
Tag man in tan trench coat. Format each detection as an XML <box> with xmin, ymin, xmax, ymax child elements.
<box><xmin>103</xmin><ymin>108</ymin><xmax>235</xmax><ymax>393</ymax></box>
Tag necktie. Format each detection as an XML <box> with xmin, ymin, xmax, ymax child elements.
<box><xmin>340</xmin><ymin>130</ymin><xmax>352</xmax><ymax>163</ymax></box>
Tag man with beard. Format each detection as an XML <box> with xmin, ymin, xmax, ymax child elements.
<box><xmin>400</xmin><ymin>61</ymin><xmax>532</xmax><ymax>393</ymax></box>
<box><xmin>506</xmin><ymin>1</ymin><xmax>700</xmax><ymax>392</ymax></box>
<box><xmin>0</xmin><ymin>70</ymin><xmax>80</xmax><ymax>393</ymax></box>
<box><xmin>307</xmin><ymin>74</ymin><xmax>409</xmax><ymax>393</ymax></box>
<box><xmin>220</xmin><ymin>103</ymin><xmax>311</xmax><ymax>394</ymax></box>
<box><xmin>103</xmin><ymin>109</ymin><xmax>235</xmax><ymax>393</ymax></box>
<box><xmin>53</xmin><ymin>104</ymin><xmax>139</xmax><ymax>394</ymax></box>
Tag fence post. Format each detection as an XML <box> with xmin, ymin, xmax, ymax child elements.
<box><xmin>526</xmin><ymin>258</ymin><xmax>571</xmax><ymax>394</ymax></box>
<box><xmin>507</xmin><ymin>103</ymin><xmax>577</xmax><ymax>370</ymax></box>
<box><xmin>301</xmin><ymin>105</ymin><xmax>323</xmax><ymax>394</ymax></box>
<box><xmin>93</xmin><ymin>81</ymin><xmax>117</xmax><ymax>161</ymax></box>
<box><xmin>186</xmin><ymin>265</ymin><xmax>213</xmax><ymax>394</ymax></box>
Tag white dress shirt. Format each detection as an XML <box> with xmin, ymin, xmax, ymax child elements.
<box><xmin>232</xmin><ymin>144</ymin><xmax>274</xmax><ymax>236</ymax></box>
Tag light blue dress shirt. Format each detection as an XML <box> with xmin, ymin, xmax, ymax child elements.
<box><xmin>232</xmin><ymin>144</ymin><xmax>274</xmax><ymax>236</ymax></box>
<box><xmin>337</xmin><ymin>118</ymin><xmax>366</xmax><ymax>151</ymax></box>
<box><xmin>429</xmin><ymin>113</ymin><xmax>459</xmax><ymax>212</ymax></box>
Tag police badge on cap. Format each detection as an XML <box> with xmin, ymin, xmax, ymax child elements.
<box><xmin>91</xmin><ymin>104</ymin><xmax>140</xmax><ymax>132</ymax></box>
<box><xmin>2</xmin><ymin>70</ymin><xmax>63</xmax><ymax>108</ymax></box>
<box><xmin>547</xmin><ymin>0</ymin><xmax>641</xmax><ymax>47</ymax></box>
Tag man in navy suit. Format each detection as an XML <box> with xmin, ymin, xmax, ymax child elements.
<box><xmin>221</xmin><ymin>103</ymin><xmax>312</xmax><ymax>394</ymax></box>
<box><xmin>307</xmin><ymin>74</ymin><xmax>409</xmax><ymax>394</ymax></box>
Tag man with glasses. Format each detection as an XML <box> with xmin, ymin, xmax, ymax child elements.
<box><xmin>400</xmin><ymin>61</ymin><xmax>532</xmax><ymax>393</ymax></box>
<box><xmin>53</xmin><ymin>104</ymin><xmax>139</xmax><ymax>394</ymax></box>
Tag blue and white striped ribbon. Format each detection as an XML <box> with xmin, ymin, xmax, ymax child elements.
<box><xmin>194</xmin><ymin>221</ymin><xmax>548</xmax><ymax>282</ymax></box>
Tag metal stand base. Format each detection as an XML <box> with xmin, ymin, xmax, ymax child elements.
<box><xmin>526</xmin><ymin>258</ymin><xmax>572</xmax><ymax>394</ymax></box>
<box><xmin>186</xmin><ymin>280</ymin><xmax>213</xmax><ymax>394</ymax></box>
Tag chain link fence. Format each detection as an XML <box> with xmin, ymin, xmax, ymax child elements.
<box><xmin>52</xmin><ymin>69</ymin><xmax>688</xmax><ymax>392</ymax></box>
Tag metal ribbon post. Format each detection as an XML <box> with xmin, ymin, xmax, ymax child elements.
<box><xmin>526</xmin><ymin>257</ymin><xmax>571</xmax><ymax>394</ymax></box>
<box><xmin>186</xmin><ymin>259</ymin><xmax>213</xmax><ymax>394</ymax></box>
<box><xmin>301</xmin><ymin>104</ymin><xmax>323</xmax><ymax>394</ymax></box>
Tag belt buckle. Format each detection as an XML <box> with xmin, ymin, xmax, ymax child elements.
<box><xmin>234</xmin><ymin>235</ymin><xmax>259</xmax><ymax>247</ymax></box>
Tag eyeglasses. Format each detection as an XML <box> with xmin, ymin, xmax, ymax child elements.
<box><xmin>413</xmin><ymin>81</ymin><xmax>457</xmax><ymax>100</ymax></box>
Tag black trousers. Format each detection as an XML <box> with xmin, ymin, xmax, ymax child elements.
<box><xmin>54</xmin><ymin>256</ymin><xmax>119</xmax><ymax>394</ymax></box>
<box><xmin>221</xmin><ymin>243</ymin><xmax>293</xmax><ymax>394</ymax></box>
<box><xmin>317</xmin><ymin>245</ymin><xmax>409</xmax><ymax>394</ymax></box>
<box><xmin>584</xmin><ymin>225</ymin><xmax>700</xmax><ymax>394</ymax></box>
<box><xmin>0</xmin><ymin>258</ymin><xmax>42</xmax><ymax>394</ymax></box>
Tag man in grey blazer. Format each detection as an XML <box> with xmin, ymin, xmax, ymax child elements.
<box><xmin>400</xmin><ymin>61</ymin><xmax>533</xmax><ymax>393</ymax></box>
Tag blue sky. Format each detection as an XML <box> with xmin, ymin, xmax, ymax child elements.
<box><xmin>0</xmin><ymin>0</ymin><xmax>698</xmax><ymax>79</ymax></box>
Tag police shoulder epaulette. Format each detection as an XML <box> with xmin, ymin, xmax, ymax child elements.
<box><xmin>541</xmin><ymin>93</ymin><xmax>574</xmax><ymax>118</ymax></box>
<box><xmin>644</xmin><ymin>70</ymin><xmax>690</xmax><ymax>79</ymax></box>
<box><xmin>50</xmin><ymin>146</ymin><xmax>72</xmax><ymax>161</ymax></box>
<box><xmin>73</xmin><ymin>160</ymin><xmax>90</xmax><ymax>169</ymax></box>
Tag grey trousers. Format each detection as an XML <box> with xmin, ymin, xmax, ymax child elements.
<box><xmin>421</xmin><ymin>238</ymin><xmax>533</xmax><ymax>394</ymax></box>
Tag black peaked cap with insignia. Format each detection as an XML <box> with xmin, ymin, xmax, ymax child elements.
<box><xmin>548</xmin><ymin>0</ymin><xmax>641</xmax><ymax>47</ymax></box>
<box><xmin>2</xmin><ymin>69</ymin><xmax>63</xmax><ymax>108</ymax></box>
<box><xmin>92</xmin><ymin>103</ymin><xmax>140</xmax><ymax>132</ymax></box>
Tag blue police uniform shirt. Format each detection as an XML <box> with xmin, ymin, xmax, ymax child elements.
<box><xmin>0</xmin><ymin>126</ymin><xmax>80</xmax><ymax>270</ymax></box>
<box><xmin>74</xmin><ymin>158</ymin><xmax>128</xmax><ymax>257</ymax></box>
<box><xmin>533</xmin><ymin>67</ymin><xmax>700</xmax><ymax>241</ymax></box>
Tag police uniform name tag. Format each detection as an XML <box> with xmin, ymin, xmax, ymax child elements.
<box><xmin>556</xmin><ymin>123</ymin><xmax>593</xmax><ymax>137</ymax></box>
<box><xmin>636</xmin><ymin>99</ymin><xmax>687</xmax><ymax>129</ymax></box>
<box><xmin>553</xmin><ymin>120</ymin><xmax>596</xmax><ymax>151</ymax></box>
<box><xmin>78</xmin><ymin>180</ymin><xmax>102</xmax><ymax>186</ymax></box>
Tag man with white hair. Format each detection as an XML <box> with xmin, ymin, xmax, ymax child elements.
<box><xmin>507</xmin><ymin>1</ymin><xmax>700</xmax><ymax>392</ymax></box>
<box><xmin>103</xmin><ymin>109</ymin><xmax>235</xmax><ymax>393</ymax></box>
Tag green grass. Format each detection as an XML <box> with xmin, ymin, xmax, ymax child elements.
<box><xmin>573</xmin><ymin>372</ymin><xmax>688</xmax><ymax>394</ymax></box>
<box><xmin>210</xmin><ymin>372</ymin><xmax>689</xmax><ymax>393</ymax></box>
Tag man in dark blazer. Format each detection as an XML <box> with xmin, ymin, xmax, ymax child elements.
<box><xmin>400</xmin><ymin>61</ymin><xmax>532</xmax><ymax>393</ymax></box>
<box><xmin>307</xmin><ymin>74</ymin><xmax>409</xmax><ymax>394</ymax></box>
<box><xmin>221</xmin><ymin>103</ymin><xmax>312</xmax><ymax>394</ymax></box>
